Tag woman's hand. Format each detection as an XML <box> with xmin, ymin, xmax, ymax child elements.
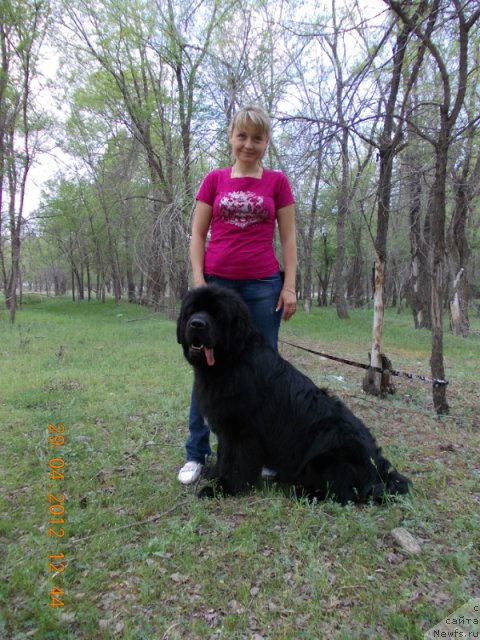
<box><xmin>276</xmin><ymin>287</ymin><xmax>297</xmax><ymax>321</ymax></box>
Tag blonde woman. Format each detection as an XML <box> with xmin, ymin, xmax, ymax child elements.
<box><xmin>178</xmin><ymin>105</ymin><xmax>297</xmax><ymax>484</ymax></box>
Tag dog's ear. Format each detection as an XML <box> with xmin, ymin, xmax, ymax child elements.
<box><xmin>176</xmin><ymin>314</ymin><xmax>182</xmax><ymax>344</ymax></box>
<box><xmin>177</xmin><ymin>290</ymin><xmax>195</xmax><ymax>344</ymax></box>
<box><xmin>176</xmin><ymin>302</ymin><xmax>188</xmax><ymax>345</ymax></box>
<box><xmin>225</xmin><ymin>308</ymin><xmax>252</xmax><ymax>357</ymax></box>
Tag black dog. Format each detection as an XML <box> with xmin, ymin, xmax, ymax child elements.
<box><xmin>177</xmin><ymin>285</ymin><xmax>411</xmax><ymax>503</ymax></box>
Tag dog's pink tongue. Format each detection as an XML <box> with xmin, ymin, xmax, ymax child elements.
<box><xmin>204</xmin><ymin>347</ymin><xmax>215</xmax><ymax>366</ymax></box>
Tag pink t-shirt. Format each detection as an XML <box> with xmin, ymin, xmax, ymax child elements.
<box><xmin>196</xmin><ymin>167</ymin><xmax>295</xmax><ymax>279</ymax></box>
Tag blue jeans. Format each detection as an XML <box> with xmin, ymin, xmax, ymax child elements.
<box><xmin>185</xmin><ymin>272</ymin><xmax>283</xmax><ymax>464</ymax></box>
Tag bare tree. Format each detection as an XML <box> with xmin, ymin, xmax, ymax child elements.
<box><xmin>447</xmin><ymin>51</ymin><xmax>480</xmax><ymax>336</ymax></box>
<box><xmin>387</xmin><ymin>0</ymin><xmax>480</xmax><ymax>414</ymax></box>
<box><xmin>323</xmin><ymin>5</ymin><xmax>353</xmax><ymax>319</ymax></box>
<box><xmin>359</xmin><ymin>1</ymin><xmax>434</xmax><ymax>395</ymax></box>
<box><xmin>404</xmin><ymin>85</ymin><xmax>432</xmax><ymax>330</ymax></box>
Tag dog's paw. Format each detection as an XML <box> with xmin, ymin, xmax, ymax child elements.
<box><xmin>203</xmin><ymin>461</ymin><xmax>219</xmax><ymax>480</ymax></box>
<box><xmin>196</xmin><ymin>483</ymin><xmax>227</xmax><ymax>499</ymax></box>
<box><xmin>387</xmin><ymin>471</ymin><xmax>412</xmax><ymax>496</ymax></box>
<box><xmin>197</xmin><ymin>485</ymin><xmax>215</xmax><ymax>499</ymax></box>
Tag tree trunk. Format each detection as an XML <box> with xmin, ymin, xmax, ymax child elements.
<box><xmin>430</xmin><ymin>145</ymin><xmax>449</xmax><ymax>414</ymax></box>
<box><xmin>335</xmin><ymin>127</ymin><xmax>350</xmax><ymax>319</ymax></box>
<box><xmin>365</xmin><ymin>135</ymin><xmax>396</xmax><ymax>396</ymax></box>
<box><xmin>303</xmin><ymin>141</ymin><xmax>323</xmax><ymax>313</ymax></box>
<box><xmin>123</xmin><ymin>207</ymin><xmax>136</xmax><ymax>303</ymax></box>
<box><xmin>408</xmin><ymin>160</ymin><xmax>431</xmax><ymax>329</ymax></box>
<box><xmin>446</xmin><ymin>146</ymin><xmax>479</xmax><ymax>336</ymax></box>
<box><xmin>147</xmin><ymin>202</ymin><xmax>167</xmax><ymax>309</ymax></box>
<box><xmin>362</xmin><ymin>258</ymin><xmax>395</xmax><ymax>396</ymax></box>
<box><xmin>449</xmin><ymin>268</ymin><xmax>468</xmax><ymax>336</ymax></box>
<box><xmin>317</xmin><ymin>233</ymin><xmax>331</xmax><ymax>307</ymax></box>
<box><xmin>347</xmin><ymin>220</ymin><xmax>364</xmax><ymax>308</ymax></box>
<box><xmin>75</xmin><ymin>266</ymin><xmax>84</xmax><ymax>301</ymax></box>
<box><xmin>86</xmin><ymin>259</ymin><xmax>91</xmax><ymax>301</ymax></box>
<box><xmin>363</xmin><ymin>257</ymin><xmax>384</xmax><ymax>395</ymax></box>
<box><xmin>388</xmin><ymin>0</ymin><xmax>480</xmax><ymax>415</ymax></box>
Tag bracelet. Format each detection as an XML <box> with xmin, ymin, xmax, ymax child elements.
<box><xmin>283</xmin><ymin>287</ymin><xmax>296</xmax><ymax>294</ymax></box>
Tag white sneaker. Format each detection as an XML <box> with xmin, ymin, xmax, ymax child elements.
<box><xmin>178</xmin><ymin>461</ymin><xmax>203</xmax><ymax>485</ymax></box>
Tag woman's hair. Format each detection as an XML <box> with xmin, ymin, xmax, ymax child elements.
<box><xmin>228</xmin><ymin>105</ymin><xmax>271</xmax><ymax>140</ymax></box>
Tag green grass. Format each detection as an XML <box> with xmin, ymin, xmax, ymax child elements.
<box><xmin>0</xmin><ymin>296</ymin><xmax>478</xmax><ymax>639</ymax></box>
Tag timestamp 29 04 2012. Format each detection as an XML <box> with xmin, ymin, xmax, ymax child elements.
<box><xmin>48</xmin><ymin>422</ymin><xmax>66</xmax><ymax>608</ymax></box>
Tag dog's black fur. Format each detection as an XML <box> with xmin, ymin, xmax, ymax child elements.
<box><xmin>177</xmin><ymin>285</ymin><xmax>411</xmax><ymax>503</ymax></box>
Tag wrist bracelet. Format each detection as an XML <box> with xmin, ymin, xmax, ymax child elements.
<box><xmin>283</xmin><ymin>287</ymin><xmax>296</xmax><ymax>294</ymax></box>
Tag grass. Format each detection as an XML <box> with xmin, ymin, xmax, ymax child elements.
<box><xmin>0</xmin><ymin>295</ymin><xmax>478</xmax><ymax>639</ymax></box>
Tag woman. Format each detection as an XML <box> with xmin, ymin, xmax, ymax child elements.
<box><xmin>178</xmin><ymin>105</ymin><xmax>297</xmax><ymax>485</ymax></box>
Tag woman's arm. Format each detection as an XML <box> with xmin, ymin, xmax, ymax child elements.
<box><xmin>276</xmin><ymin>203</ymin><xmax>297</xmax><ymax>320</ymax></box>
<box><xmin>190</xmin><ymin>200</ymin><xmax>213</xmax><ymax>287</ymax></box>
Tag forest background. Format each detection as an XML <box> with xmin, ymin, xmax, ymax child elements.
<box><xmin>1</xmin><ymin>0</ymin><xmax>480</xmax><ymax>414</ymax></box>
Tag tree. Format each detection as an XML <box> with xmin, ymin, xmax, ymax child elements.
<box><xmin>60</xmin><ymin>0</ymin><xmax>224</xmax><ymax>312</ymax></box>
<box><xmin>404</xmin><ymin>83</ymin><xmax>432</xmax><ymax>330</ymax></box>
<box><xmin>447</xmin><ymin>45</ymin><xmax>480</xmax><ymax>336</ymax></box>
<box><xmin>0</xmin><ymin>0</ymin><xmax>50</xmax><ymax>321</ymax></box>
<box><xmin>387</xmin><ymin>0</ymin><xmax>480</xmax><ymax>414</ymax></box>
<box><xmin>318</xmin><ymin>1</ymin><xmax>379</xmax><ymax>319</ymax></box>
<box><xmin>359</xmin><ymin>1</ymin><xmax>434</xmax><ymax>395</ymax></box>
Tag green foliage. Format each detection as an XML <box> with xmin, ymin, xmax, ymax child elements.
<box><xmin>13</xmin><ymin>0</ymin><xmax>479</xmax><ymax>314</ymax></box>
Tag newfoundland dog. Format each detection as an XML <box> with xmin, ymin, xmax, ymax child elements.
<box><xmin>177</xmin><ymin>285</ymin><xmax>411</xmax><ymax>503</ymax></box>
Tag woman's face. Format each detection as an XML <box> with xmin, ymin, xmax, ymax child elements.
<box><xmin>229</xmin><ymin>122</ymin><xmax>268</xmax><ymax>165</ymax></box>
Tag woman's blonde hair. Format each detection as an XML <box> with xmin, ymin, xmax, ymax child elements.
<box><xmin>228</xmin><ymin>105</ymin><xmax>271</xmax><ymax>140</ymax></box>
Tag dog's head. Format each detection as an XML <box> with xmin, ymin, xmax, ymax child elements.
<box><xmin>177</xmin><ymin>285</ymin><xmax>254</xmax><ymax>367</ymax></box>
